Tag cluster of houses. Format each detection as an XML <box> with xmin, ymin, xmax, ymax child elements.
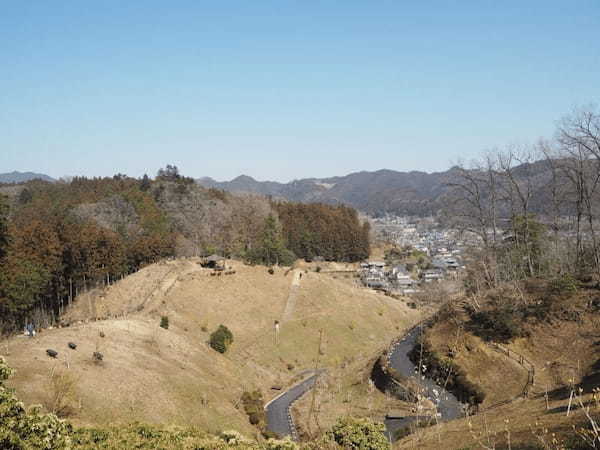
<box><xmin>371</xmin><ymin>215</ymin><xmax>482</xmax><ymax>251</ymax></box>
<box><xmin>359</xmin><ymin>245</ymin><xmax>464</xmax><ymax>295</ymax></box>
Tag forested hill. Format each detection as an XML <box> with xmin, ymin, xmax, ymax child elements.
<box><xmin>198</xmin><ymin>161</ymin><xmax>565</xmax><ymax>217</ymax></box>
<box><xmin>0</xmin><ymin>170</ymin><xmax>369</xmax><ymax>332</ymax></box>
<box><xmin>0</xmin><ymin>171</ymin><xmax>55</xmax><ymax>184</ymax></box>
<box><xmin>198</xmin><ymin>170</ymin><xmax>455</xmax><ymax>217</ymax></box>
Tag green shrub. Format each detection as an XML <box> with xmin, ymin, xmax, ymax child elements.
<box><xmin>209</xmin><ymin>324</ymin><xmax>234</xmax><ymax>353</ymax></box>
<box><xmin>328</xmin><ymin>417</ymin><xmax>390</xmax><ymax>450</ymax></box>
<box><xmin>160</xmin><ymin>316</ymin><xmax>169</xmax><ymax>329</ymax></box>
<box><xmin>467</xmin><ymin>309</ymin><xmax>527</xmax><ymax>343</ymax></box>
<box><xmin>241</xmin><ymin>390</ymin><xmax>266</xmax><ymax>429</ymax></box>
<box><xmin>0</xmin><ymin>356</ymin><xmax>73</xmax><ymax>449</ymax></box>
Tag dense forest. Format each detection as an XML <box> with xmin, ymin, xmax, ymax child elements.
<box><xmin>0</xmin><ymin>167</ymin><xmax>369</xmax><ymax>333</ymax></box>
<box><xmin>275</xmin><ymin>202</ymin><xmax>370</xmax><ymax>262</ymax></box>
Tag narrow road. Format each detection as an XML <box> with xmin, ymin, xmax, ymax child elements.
<box><xmin>265</xmin><ymin>326</ymin><xmax>464</xmax><ymax>442</ymax></box>
<box><xmin>265</xmin><ymin>371</ymin><xmax>322</xmax><ymax>439</ymax></box>
<box><xmin>384</xmin><ymin>325</ymin><xmax>464</xmax><ymax>440</ymax></box>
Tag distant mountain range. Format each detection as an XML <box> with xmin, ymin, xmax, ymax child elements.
<box><xmin>198</xmin><ymin>169</ymin><xmax>462</xmax><ymax>216</ymax></box>
<box><xmin>2</xmin><ymin>164</ymin><xmax>556</xmax><ymax>217</ymax></box>
<box><xmin>0</xmin><ymin>171</ymin><xmax>55</xmax><ymax>184</ymax></box>
<box><xmin>199</xmin><ymin>161</ymin><xmax>561</xmax><ymax>217</ymax></box>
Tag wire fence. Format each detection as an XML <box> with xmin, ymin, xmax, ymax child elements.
<box><xmin>482</xmin><ymin>342</ymin><xmax>536</xmax><ymax>411</ymax></box>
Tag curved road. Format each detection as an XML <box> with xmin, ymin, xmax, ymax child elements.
<box><xmin>384</xmin><ymin>325</ymin><xmax>464</xmax><ymax>439</ymax></box>
<box><xmin>265</xmin><ymin>371</ymin><xmax>322</xmax><ymax>438</ymax></box>
<box><xmin>265</xmin><ymin>326</ymin><xmax>464</xmax><ymax>441</ymax></box>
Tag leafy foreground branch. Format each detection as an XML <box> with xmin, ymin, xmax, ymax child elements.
<box><xmin>0</xmin><ymin>357</ymin><xmax>391</xmax><ymax>449</ymax></box>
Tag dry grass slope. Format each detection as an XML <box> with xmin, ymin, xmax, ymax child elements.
<box><xmin>2</xmin><ymin>257</ymin><xmax>421</xmax><ymax>437</ymax></box>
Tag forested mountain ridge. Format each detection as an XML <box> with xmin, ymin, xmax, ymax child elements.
<box><xmin>3</xmin><ymin>161</ymin><xmax>557</xmax><ymax>218</ymax></box>
<box><xmin>199</xmin><ymin>159</ymin><xmax>578</xmax><ymax>218</ymax></box>
<box><xmin>199</xmin><ymin>166</ymin><xmax>549</xmax><ymax>216</ymax></box>
<box><xmin>0</xmin><ymin>169</ymin><xmax>369</xmax><ymax>332</ymax></box>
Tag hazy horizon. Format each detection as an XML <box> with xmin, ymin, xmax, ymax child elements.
<box><xmin>2</xmin><ymin>2</ymin><xmax>599</xmax><ymax>182</ymax></box>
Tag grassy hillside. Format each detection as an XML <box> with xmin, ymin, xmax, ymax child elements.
<box><xmin>2</xmin><ymin>258</ymin><xmax>421</xmax><ymax>436</ymax></box>
<box><xmin>395</xmin><ymin>282</ymin><xmax>600</xmax><ymax>449</ymax></box>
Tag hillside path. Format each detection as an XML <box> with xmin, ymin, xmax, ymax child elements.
<box><xmin>281</xmin><ymin>270</ymin><xmax>302</xmax><ymax>322</ymax></box>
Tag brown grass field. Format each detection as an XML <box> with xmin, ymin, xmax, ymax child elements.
<box><xmin>1</xmin><ymin>257</ymin><xmax>422</xmax><ymax>436</ymax></box>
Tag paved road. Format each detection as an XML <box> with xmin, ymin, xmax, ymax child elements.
<box><xmin>385</xmin><ymin>325</ymin><xmax>464</xmax><ymax>440</ymax></box>
<box><xmin>265</xmin><ymin>326</ymin><xmax>464</xmax><ymax>442</ymax></box>
<box><xmin>265</xmin><ymin>371</ymin><xmax>322</xmax><ymax>438</ymax></box>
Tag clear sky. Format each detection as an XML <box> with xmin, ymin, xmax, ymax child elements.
<box><xmin>1</xmin><ymin>1</ymin><xmax>599</xmax><ymax>182</ymax></box>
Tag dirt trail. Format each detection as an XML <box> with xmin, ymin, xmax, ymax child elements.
<box><xmin>141</xmin><ymin>260</ymin><xmax>201</xmax><ymax>313</ymax></box>
<box><xmin>282</xmin><ymin>270</ymin><xmax>302</xmax><ymax>322</ymax></box>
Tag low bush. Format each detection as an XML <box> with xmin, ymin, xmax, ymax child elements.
<box><xmin>328</xmin><ymin>417</ymin><xmax>390</xmax><ymax>449</ymax></box>
<box><xmin>160</xmin><ymin>316</ymin><xmax>169</xmax><ymax>329</ymax></box>
<box><xmin>0</xmin><ymin>356</ymin><xmax>73</xmax><ymax>449</ymax></box>
<box><xmin>467</xmin><ymin>308</ymin><xmax>527</xmax><ymax>343</ymax></box>
<box><xmin>240</xmin><ymin>390</ymin><xmax>266</xmax><ymax>429</ymax></box>
<box><xmin>209</xmin><ymin>324</ymin><xmax>234</xmax><ymax>353</ymax></box>
<box><xmin>45</xmin><ymin>369</ymin><xmax>78</xmax><ymax>417</ymax></box>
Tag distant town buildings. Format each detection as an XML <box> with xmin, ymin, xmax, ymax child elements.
<box><xmin>359</xmin><ymin>215</ymin><xmax>475</xmax><ymax>294</ymax></box>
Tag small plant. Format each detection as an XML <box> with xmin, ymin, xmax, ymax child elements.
<box><xmin>348</xmin><ymin>321</ymin><xmax>355</xmax><ymax>331</ymax></box>
<box><xmin>315</xmin><ymin>266</ymin><xmax>322</xmax><ymax>273</ymax></box>
<box><xmin>240</xmin><ymin>391</ymin><xmax>266</xmax><ymax>429</ymax></box>
<box><xmin>268</xmin><ymin>267</ymin><xmax>275</xmax><ymax>275</ymax></box>
<box><xmin>160</xmin><ymin>316</ymin><xmax>169</xmax><ymax>329</ymax></box>
<box><xmin>209</xmin><ymin>325</ymin><xmax>234</xmax><ymax>353</ymax></box>
<box><xmin>548</xmin><ymin>274</ymin><xmax>578</xmax><ymax>296</ymax></box>
<box><xmin>45</xmin><ymin>368</ymin><xmax>78</xmax><ymax>417</ymax></box>
<box><xmin>93</xmin><ymin>352</ymin><xmax>104</xmax><ymax>363</ymax></box>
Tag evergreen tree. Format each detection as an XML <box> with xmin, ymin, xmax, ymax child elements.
<box><xmin>261</xmin><ymin>214</ymin><xmax>285</xmax><ymax>265</ymax></box>
<box><xmin>140</xmin><ymin>174</ymin><xmax>151</xmax><ymax>191</ymax></box>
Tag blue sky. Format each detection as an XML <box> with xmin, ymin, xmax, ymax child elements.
<box><xmin>1</xmin><ymin>1</ymin><xmax>599</xmax><ymax>181</ymax></box>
